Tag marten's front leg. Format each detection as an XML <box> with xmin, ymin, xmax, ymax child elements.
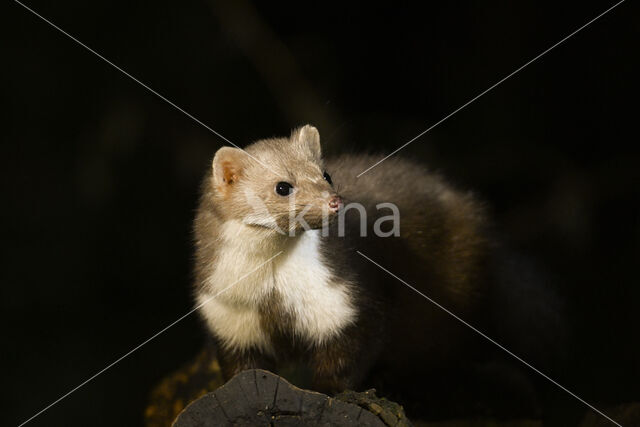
<box><xmin>310</xmin><ymin>334</ymin><xmax>363</xmax><ymax>394</ymax></box>
<box><xmin>216</xmin><ymin>345</ymin><xmax>275</xmax><ymax>381</ymax></box>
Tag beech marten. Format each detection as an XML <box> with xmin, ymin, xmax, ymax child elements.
<box><xmin>193</xmin><ymin>125</ymin><xmax>565</xmax><ymax>419</ymax></box>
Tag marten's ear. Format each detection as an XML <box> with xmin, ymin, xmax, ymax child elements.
<box><xmin>293</xmin><ymin>124</ymin><xmax>321</xmax><ymax>160</ymax></box>
<box><xmin>212</xmin><ymin>147</ymin><xmax>249</xmax><ymax>190</ymax></box>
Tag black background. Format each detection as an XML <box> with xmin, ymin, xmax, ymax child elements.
<box><xmin>3</xmin><ymin>1</ymin><xmax>638</xmax><ymax>425</ymax></box>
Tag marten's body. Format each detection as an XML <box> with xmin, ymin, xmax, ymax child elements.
<box><xmin>193</xmin><ymin>126</ymin><xmax>563</xmax><ymax>418</ymax></box>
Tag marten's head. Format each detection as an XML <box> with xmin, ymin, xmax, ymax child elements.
<box><xmin>209</xmin><ymin>125</ymin><xmax>342</xmax><ymax>234</ymax></box>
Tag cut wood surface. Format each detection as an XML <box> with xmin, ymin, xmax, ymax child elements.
<box><xmin>172</xmin><ymin>369</ymin><xmax>411</xmax><ymax>426</ymax></box>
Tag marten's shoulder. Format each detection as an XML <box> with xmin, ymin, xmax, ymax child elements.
<box><xmin>325</xmin><ymin>154</ymin><xmax>490</xmax><ymax>308</ymax></box>
<box><xmin>326</xmin><ymin>154</ymin><xmax>487</xmax><ymax>233</ymax></box>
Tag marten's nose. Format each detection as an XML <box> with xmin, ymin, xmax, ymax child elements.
<box><xmin>328</xmin><ymin>196</ymin><xmax>343</xmax><ymax>212</ymax></box>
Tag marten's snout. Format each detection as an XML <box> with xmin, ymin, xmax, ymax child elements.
<box><xmin>328</xmin><ymin>196</ymin><xmax>343</xmax><ymax>213</ymax></box>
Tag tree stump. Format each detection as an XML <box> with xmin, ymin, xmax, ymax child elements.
<box><xmin>172</xmin><ymin>369</ymin><xmax>412</xmax><ymax>426</ymax></box>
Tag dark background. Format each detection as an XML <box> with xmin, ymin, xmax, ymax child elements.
<box><xmin>3</xmin><ymin>1</ymin><xmax>638</xmax><ymax>425</ymax></box>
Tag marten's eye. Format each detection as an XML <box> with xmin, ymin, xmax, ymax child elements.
<box><xmin>275</xmin><ymin>182</ymin><xmax>294</xmax><ymax>196</ymax></box>
<box><xmin>323</xmin><ymin>171</ymin><xmax>333</xmax><ymax>186</ymax></box>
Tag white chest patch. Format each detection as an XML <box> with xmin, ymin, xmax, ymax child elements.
<box><xmin>198</xmin><ymin>226</ymin><xmax>356</xmax><ymax>353</ymax></box>
<box><xmin>273</xmin><ymin>230</ymin><xmax>357</xmax><ymax>345</ymax></box>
